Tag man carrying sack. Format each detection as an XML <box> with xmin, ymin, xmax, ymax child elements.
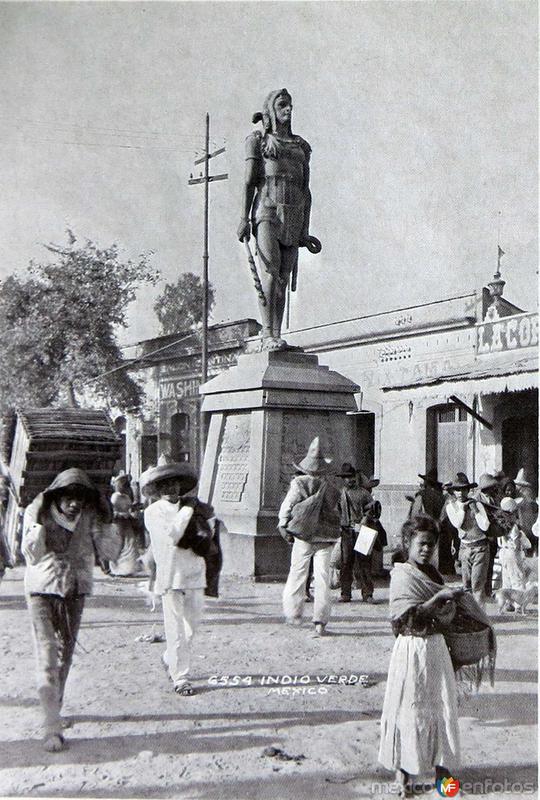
<box><xmin>278</xmin><ymin>437</ymin><xmax>340</xmax><ymax>636</ymax></box>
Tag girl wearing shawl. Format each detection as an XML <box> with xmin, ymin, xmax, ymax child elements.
<box><xmin>379</xmin><ymin>514</ymin><xmax>495</xmax><ymax>796</ymax></box>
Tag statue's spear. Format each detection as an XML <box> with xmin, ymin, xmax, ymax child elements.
<box><xmin>242</xmin><ymin>237</ymin><xmax>267</xmax><ymax>306</ymax></box>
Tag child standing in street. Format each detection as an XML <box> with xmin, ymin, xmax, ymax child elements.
<box><xmin>379</xmin><ymin>514</ymin><xmax>494</xmax><ymax>796</ymax></box>
<box><xmin>379</xmin><ymin>515</ymin><xmax>460</xmax><ymax>795</ymax></box>
<box><xmin>497</xmin><ymin>496</ymin><xmax>532</xmax><ymax>593</ymax></box>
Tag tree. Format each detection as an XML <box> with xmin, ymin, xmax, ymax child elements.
<box><xmin>154</xmin><ymin>272</ymin><xmax>215</xmax><ymax>335</ymax></box>
<box><xmin>0</xmin><ymin>231</ymin><xmax>159</xmax><ymax>414</ymax></box>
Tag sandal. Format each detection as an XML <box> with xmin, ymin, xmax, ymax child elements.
<box><xmin>43</xmin><ymin>733</ymin><xmax>67</xmax><ymax>753</ymax></box>
<box><xmin>174</xmin><ymin>682</ymin><xmax>195</xmax><ymax>696</ymax></box>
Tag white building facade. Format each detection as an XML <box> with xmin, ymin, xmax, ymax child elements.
<box><xmin>286</xmin><ymin>282</ymin><xmax>537</xmax><ymax>539</ymax></box>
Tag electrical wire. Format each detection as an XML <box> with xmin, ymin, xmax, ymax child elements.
<box><xmin>5</xmin><ymin>117</ymin><xmax>222</xmax><ymax>140</ymax></box>
<box><xmin>15</xmin><ymin>137</ymin><xmax>200</xmax><ymax>153</ymax></box>
<box><xmin>4</xmin><ymin>118</ymin><xmax>226</xmax><ymax>147</ymax></box>
<box><xmin>84</xmin><ymin>330</ymin><xmax>199</xmax><ymax>384</ymax></box>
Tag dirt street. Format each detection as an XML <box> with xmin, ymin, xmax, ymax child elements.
<box><xmin>0</xmin><ymin>566</ymin><xmax>537</xmax><ymax>800</ymax></box>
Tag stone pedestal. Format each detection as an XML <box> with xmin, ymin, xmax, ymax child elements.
<box><xmin>198</xmin><ymin>348</ymin><xmax>359</xmax><ymax>580</ymax></box>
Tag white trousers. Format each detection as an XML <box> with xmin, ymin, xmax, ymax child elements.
<box><xmin>161</xmin><ymin>588</ymin><xmax>205</xmax><ymax>686</ymax></box>
<box><xmin>282</xmin><ymin>538</ymin><xmax>334</xmax><ymax>625</ymax></box>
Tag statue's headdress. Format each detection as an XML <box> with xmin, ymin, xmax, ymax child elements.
<box><xmin>252</xmin><ymin>88</ymin><xmax>292</xmax><ymax>134</ymax></box>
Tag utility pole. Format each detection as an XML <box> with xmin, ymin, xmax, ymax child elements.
<box><xmin>188</xmin><ymin>114</ymin><xmax>228</xmax><ymax>466</ymax></box>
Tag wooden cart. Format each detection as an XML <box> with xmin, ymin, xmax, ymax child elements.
<box><xmin>3</xmin><ymin>407</ymin><xmax>121</xmax><ymax>558</ymax></box>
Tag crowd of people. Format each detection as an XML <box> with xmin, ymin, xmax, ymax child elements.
<box><xmin>1</xmin><ymin>437</ymin><xmax>537</xmax><ymax>796</ymax></box>
<box><xmin>276</xmin><ymin>438</ymin><xmax>536</xmax><ymax>795</ymax></box>
<box><xmin>408</xmin><ymin>467</ymin><xmax>537</xmax><ymax>610</ymax></box>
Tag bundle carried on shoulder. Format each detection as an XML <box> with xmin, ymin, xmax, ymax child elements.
<box><xmin>287</xmin><ymin>478</ymin><xmax>340</xmax><ymax>543</ymax></box>
<box><xmin>176</xmin><ymin>498</ymin><xmax>218</xmax><ymax>558</ymax></box>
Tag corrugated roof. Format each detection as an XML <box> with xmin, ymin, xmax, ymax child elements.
<box><xmin>17</xmin><ymin>408</ymin><xmax>119</xmax><ymax>442</ymax></box>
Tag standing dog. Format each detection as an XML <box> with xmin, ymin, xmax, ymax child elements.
<box><xmin>494</xmin><ymin>582</ymin><xmax>538</xmax><ymax>615</ymax></box>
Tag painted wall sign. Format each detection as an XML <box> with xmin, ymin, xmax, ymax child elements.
<box><xmin>159</xmin><ymin>377</ymin><xmax>200</xmax><ymax>401</ymax></box>
<box><xmin>159</xmin><ymin>361</ymin><xmax>237</xmax><ymax>403</ymax></box>
<box><xmin>477</xmin><ymin>312</ymin><xmax>538</xmax><ymax>355</ymax></box>
<box><xmin>357</xmin><ymin>358</ymin><xmax>457</xmax><ymax>390</ymax></box>
<box><xmin>159</xmin><ymin>351</ymin><xmax>237</xmax><ymax>379</ymax></box>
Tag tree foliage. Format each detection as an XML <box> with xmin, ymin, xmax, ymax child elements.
<box><xmin>154</xmin><ymin>272</ymin><xmax>215</xmax><ymax>335</ymax></box>
<box><xmin>0</xmin><ymin>231</ymin><xmax>159</xmax><ymax>415</ymax></box>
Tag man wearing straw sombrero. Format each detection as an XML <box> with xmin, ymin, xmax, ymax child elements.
<box><xmin>445</xmin><ymin>473</ymin><xmax>491</xmax><ymax>608</ymax></box>
<box><xmin>278</xmin><ymin>437</ymin><xmax>340</xmax><ymax>636</ymax></box>
<box><xmin>141</xmin><ymin>455</ymin><xmax>214</xmax><ymax>696</ymax></box>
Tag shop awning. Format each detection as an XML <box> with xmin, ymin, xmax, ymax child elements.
<box><xmin>382</xmin><ymin>354</ymin><xmax>537</xmax><ymax>396</ymax></box>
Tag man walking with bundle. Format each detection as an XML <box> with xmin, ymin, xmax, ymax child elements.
<box><xmin>279</xmin><ymin>438</ymin><xmax>340</xmax><ymax>636</ymax></box>
<box><xmin>142</xmin><ymin>455</ymin><xmax>216</xmax><ymax>696</ymax></box>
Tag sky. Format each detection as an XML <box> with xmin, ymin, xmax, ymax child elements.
<box><xmin>0</xmin><ymin>0</ymin><xmax>537</xmax><ymax>345</ymax></box>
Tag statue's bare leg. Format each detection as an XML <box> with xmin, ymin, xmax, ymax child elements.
<box><xmin>254</xmin><ymin>222</ymin><xmax>281</xmax><ymax>339</ymax></box>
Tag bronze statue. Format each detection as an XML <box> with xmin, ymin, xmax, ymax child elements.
<box><xmin>237</xmin><ymin>89</ymin><xmax>321</xmax><ymax>346</ymax></box>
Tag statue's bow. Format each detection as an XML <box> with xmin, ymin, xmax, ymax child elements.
<box><xmin>301</xmin><ymin>235</ymin><xmax>322</xmax><ymax>255</ymax></box>
<box><xmin>291</xmin><ymin>235</ymin><xmax>322</xmax><ymax>291</ymax></box>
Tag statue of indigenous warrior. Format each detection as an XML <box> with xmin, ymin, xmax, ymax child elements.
<box><xmin>237</xmin><ymin>88</ymin><xmax>321</xmax><ymax>346</ymax></box>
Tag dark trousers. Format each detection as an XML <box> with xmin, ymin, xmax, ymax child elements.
<box><xmin>485</xmin><ymin>538</ymin><xmax>498</xmax><ymax>597</ymax></box>
<box><xmin>27</xmin><ymin>593</ymin><xmax>85</xmax><ymax>736</ymax></box>
<box><xmin>340</xmin><ymin>527</ymin><xmax>374</xmax><ymax>600</ymax></box>
<box><xmin>460</xmin><ymin>542</ymin><xmax>490</xmax><ymax>608</ymax></box>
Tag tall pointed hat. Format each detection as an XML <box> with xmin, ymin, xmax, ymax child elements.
<box><xmin>293</xmin><ymin>437</ymin><xmax>332</xmax><ymax>475</ymax></box>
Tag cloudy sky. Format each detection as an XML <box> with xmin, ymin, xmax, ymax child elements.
<box><xmin>0</xmin><ymin>0</ymin><xmax>537</xmax><ymax>343</ymax></box>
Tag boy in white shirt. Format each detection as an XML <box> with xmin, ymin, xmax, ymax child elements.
<box><xmin>142</xmin><ymin>456</ymin><xmax>213</xmax><ymax>696</ymax></box>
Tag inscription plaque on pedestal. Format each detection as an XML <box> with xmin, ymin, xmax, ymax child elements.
<box><xmin>214</xmin><ymin>413</ymin><xmax>250</xmax><ymax>503</ymax></box>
